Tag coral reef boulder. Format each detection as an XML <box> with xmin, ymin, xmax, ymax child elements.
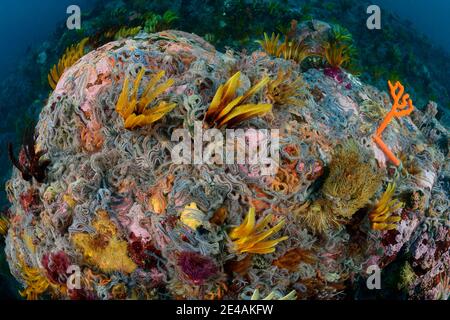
<box><xmin>4</xmin><ymin>31</ymin><xmax>449</xmax><ymax>300</ymax></box>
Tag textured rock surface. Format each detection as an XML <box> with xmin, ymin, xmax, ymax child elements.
<box><xmin>4</xmin><ymin>31</ymin><xmax>449</xmax><ymax>300</ymax></box>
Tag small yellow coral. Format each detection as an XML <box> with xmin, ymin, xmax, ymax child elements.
<box><xmin>48</xmin><ymin>37</ymin><xmax>89</xmax><ymax>90</ymax></box>
<box><xmin>204</xmin><ymin>71</ymin><xmax>272</xmax><ymax>128</ymax></box>
<box><xmin>229</xmin><ymin>207</ymin><xmax>288</xmax><ymax>254</ymax></box>
<box><xmin>116</xmin><ymin>68</ymin><xmax>176</xmax><ymax>130</ymax></box>
<box><xmin>369</xmin><ymin>183</ymin><xmax>403</xmax><ymax>231</ymax></box>
<box><xmin>72</xmin><ymin>210</ymin><xmax>137</xmax><ymax>274</ymax></box>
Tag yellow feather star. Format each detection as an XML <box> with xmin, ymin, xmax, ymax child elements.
<box><xmin>48</xmin><ymin>37</ymin><xmax>89</xmax><ymax>90</ymax></box>
<box><xmin>204</xmin><ymin>71</ymin><xmax>272</xmax><ymax>128</ymax></box>
<box><xmin>257</xmin><ymin>32</ymin><xmax>314</xmax><ymax>65</ymax></box>
<box><xmin>0</xmin><ymin>216</ymin><xmax>9</xmax><ymax>236</ymax></box>
<box><xmin>369</xmin><ymin>183</ymin><xmax>403</xmax><ymax>231</ymax></box>
<box><xmin>255</xmin><ymin>32</ymin><xmax>285</xmax><ymax>58</ymax></box>
<box><xmin>229</xmin><ymin>207</ymin><xmax>288</xmax><ymax>254</ymax></box>
<box><xmin>116</xmin><ymin>68</ymin><xmax>176</xmax><ymax>130</ymax></box>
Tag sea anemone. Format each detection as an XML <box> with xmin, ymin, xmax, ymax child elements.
<box><xmin>229</xmin><ymin>207</ymin><xmax>288</xmax><ymax>254</ymax></box>
<box><xmin>256</xmin><ymin>33</ymin><xmax>314</xmax><ymax>65</ymax></box>
<box><xmin>204</xmin><ymin>71</ymin><xmax>272</xmax><ymax>128</ymax></box>
<box><xmin>116</xmin><ymin>68</ymin><xmax>176</xmax><ymax>130</ymax></box>
<box><xmin>178</xmin><ymin>251</ymin><xmax>218</xmax><ymax>285</ymax></box>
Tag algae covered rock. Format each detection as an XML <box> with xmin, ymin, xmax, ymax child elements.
<box><xmin>4</xmin><ymin>30</ymin><xmax>449</xmax><ymax>300</ymax></box>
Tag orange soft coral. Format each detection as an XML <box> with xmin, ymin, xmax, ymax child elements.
<box><xmin>373</xmin><ymin>81</ymin><xmax>414</xmax><ymax>166</ymax></box>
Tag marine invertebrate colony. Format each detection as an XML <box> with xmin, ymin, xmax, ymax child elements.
<box><xmin>3</xmin><ymin>30</ymin><xmax>448</xmax><ymax>301</ymax></box>
<box><xmin>321</xmin><ymin>41</ymin><xmax>350</xmax><ymax>69</ymax></box>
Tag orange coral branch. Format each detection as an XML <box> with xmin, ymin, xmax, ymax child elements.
<box><xmin>373</xmin><ymin>136</ymin><xmax>400</xmax><ymax>166</ymax></box>
<box><xmin>373</xmin><ymin>80</ymin><xmax>414</xmax><ymax>166</ymax></box>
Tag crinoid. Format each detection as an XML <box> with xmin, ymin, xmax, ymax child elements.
<box><xmin>321</xmin><ymin>41</ymin><xmax>351</xmax><ymax>70</ymax></box>
<box><xmin>257</xmin><ymin>33</ymin><xmax>315</xmax><ymax>65</ymax></box>
<box><xmin>229</xmin><ymin>207</ymin><xmax>288</xmax><ymax>254</ymax></box>
<box><xmin>204</xmin><ymin>71</ymin><xmax>272</xmax><ymax>128</ymax></box>
<box><xmin>114</xmin><ymin>26</ymin><xmax>142</xmax><ymax>40</ymax></box>
<box><xmin>48</xmin><ymin>37</ymin><xmax>89</xmax><ymax>90</ymax></box>
<box><xmin>256</xmin><ymin>32</ymin><xmax>285</xmax><ymax>58</ymax></box>
<box><xmin>281</xmin><ymin>37</ymin><xmax>314</xmax><ymax>65</ymax></box>
<box><xmin>8</xmin><ymin>124</ymin><xmax>51</xmax><ymax>183</ymax></box>
<box><xmin>116</xmin><ymin>68</ymin><xmax>176</xmax><ymax>130</ymax></box>
<box><xmin>369</xmin><ymin>183</ymin><xmax>403</xmax><ymax>231</ymax></box>
<box><xmin>266</xmin><ymin>69</ymin><xmax>307</xmax><ymax>107</ymax></box>
<box><xmin>322</xmin><ymin>140</ymin><xmax>382</xmax><ymax>219</ymax></box>
<box><xmin>0</xmin><ymin>215</ymin><xmax>9</xmax><ymax>236</ymax></box>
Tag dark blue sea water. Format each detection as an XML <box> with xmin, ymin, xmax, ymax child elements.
<box><xmin>0</xmin><ymin>0</ymin><xmax>449</xmax><ymax>78</ymax></box>
<box><xmin>0</xmin><ymin>0</ymin><xmax>94</xmax><ymax>78</ymax></box>
<box><xmin>375</xmin><ymin>0</ymin><xmax>450</xmax><ymax>53</ymax></box>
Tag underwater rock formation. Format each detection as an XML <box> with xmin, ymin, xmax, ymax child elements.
<box><xmin>3</xmin><ymin>30</ymin><xmax>449</xmax><ymax>300</ymax></box>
